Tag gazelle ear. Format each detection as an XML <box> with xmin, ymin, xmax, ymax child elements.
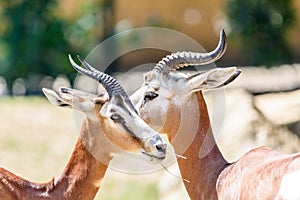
<box><xmin>42</xmin><ymin>88</ymin><xmax>72</xmax><ymax>108</ymax></box>
<box><xmin>59</xmin><ymin>87</ymin><xmax>109</xmax><ymax>105</ymax></box>
<box><xmin>186</xmin><ymin>67</ymin><xmax>241</xmax><ymax>91</ymax></box>
<box><xmin>43</xmin><ymin>87</ymin><xmax>109</xmax><ymax>112</ymax></box>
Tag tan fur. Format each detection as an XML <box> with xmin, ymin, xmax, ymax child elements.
<box><xmin>98</xmin><ymin>115</ymin><xmax>143</xmax><ymax>152</ymax></box>
<box><xmin>163</xmin><ymin>91</ymin><xmax>227</xmax><ymax>199</ymax></box>
<box><xmin>0</xmin><ymin>91</ymin><xmax>154</xmax><ymax>199</ymax></box>
<box><xmin>133</xmin><ymin>67</ymin><xmax>300</xmax><ymax>199</ymax></box>
<box><xmin>95</xmin><ymin>104</ymin><xmax>143</xmax><ymax>153</ymax></box>
<box><xmin>137</xmin><ymin>86</ymin><xmax>300</xmax><ymax>200</ymax></box>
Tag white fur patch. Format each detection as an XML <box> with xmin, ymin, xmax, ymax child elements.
<box><xmin>277</xmin><ymin>170</ymin><xmax>300</xmax><ymax>200</ymax></box>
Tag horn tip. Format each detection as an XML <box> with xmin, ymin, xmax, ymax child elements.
<box><xmin>68</xmin><ymin>54</ymin><xmax>72</xmax><ymax>61</ymax></box>
<box><xmin>220</xmin><ymin>29</ymin><xmax>226</xmax><ymax>40</ymax></box>
<box><xmin>68</xmin><ymin>54</ymin><xmax>74</xmax><ymax>63</ymax></box>
<box><xmin>77</xmin><ymin>55</ymin><xmax>83</xmax><ymax>61</ymax></box>
<box><xmin>68</xmin><ymin>54</ymin><xmax>81</xmax><ymax>71</ymax></box>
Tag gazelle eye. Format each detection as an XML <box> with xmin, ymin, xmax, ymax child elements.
<box><xmin>144</xmin><ymin>91</ymin><xmax>158</xmax><ymax>101</ymax></box>
<box><xmin>110</xmin><ymin>114</ymin><xmax>122</xmax><ymax>122</ymax></box>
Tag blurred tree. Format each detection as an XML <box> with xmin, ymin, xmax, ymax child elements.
<box><xmin>227</xmin><ymin>0</ymin><xmax>295</xmax><ymax>66</ymax></box>
<box><xmin>0</xmin><ymin>0</ymin><xmax>116</xmax><ymax>95</ymax></box>
<box><xmin>99</xmin><ymin>0</ymin><xmax>118</xmax><ymax>73</ymax></box>
<box><xmin>0</xmin><ymin>0</ymin><xmax>77</xmax><ymax>94</ymax></box>
<box><xmin>101</xmin><ymin>0</ymin><xmax>115</xmax><ymax>39</ymax></box>
<box><xmin>63</xmin><ymin>0</ymin><xmax>117</xmax><ymax>74</ymax></box>
<box><xmin>64</xmin><ymin>0</ymin><xmax>115</xmax><ymax>52</ymax></box>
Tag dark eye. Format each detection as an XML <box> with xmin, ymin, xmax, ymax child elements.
<box><xmin>110</xmin><ymin>114</ymin><xmax>122</xmax><ymax>122</ymax></box>
<box><xmin>144</xmin><ymin>91</ymin><xmax>158</xmax><ymax>101</ymax></box>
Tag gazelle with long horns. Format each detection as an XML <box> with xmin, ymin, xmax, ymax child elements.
<box><xmin>131</xmin><ymin>29</ymin><xmax>300</xmax><ymax>199</ymax></box>
<box><xmin>0</xmin><ymin>55</ymin><xmax>167</xmax><ymax>200</ymax></box>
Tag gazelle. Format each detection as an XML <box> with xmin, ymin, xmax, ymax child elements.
<box><xmin>130</xmin><ymin>29</ymin><xmax>300</xmax><ymax>199</ymax></box>
<box><xmin>0</xmin><ymin>55</ymin><xmax>167</xmax><ymax>200</ymax></box>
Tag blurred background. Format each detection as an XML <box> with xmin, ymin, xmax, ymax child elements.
<box><xmin>0</xmin><ymin>0</ymin><xmax>300</xmax><ymax>199</ymax></box>
<box><xmin>0</xmin><ymin>0</ymin><xmax>300</xmax><ymax>95</ymax></box>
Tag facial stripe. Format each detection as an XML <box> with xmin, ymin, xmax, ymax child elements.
<box><xmin>114</xmin><ymin>96</ymin><xmax>134</xmax><ymax>117</ymax></box>
<box><xmin>120</xmin><ymin>121</ymin><xmax>139</xmax><ymax>140</ymax></box>
<box><xmin>110</xmin><ymin>112</ymin><xmax>139</xmax><ymax>140</ymax></box>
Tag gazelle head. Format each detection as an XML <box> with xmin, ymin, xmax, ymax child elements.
<box><xmin>131</xmin><ymin>30</ymin><xmax>241</xmax><ymax>139</ymax></box>
<box><xmin>43</xmin><ymin>55</ymin><xmax>167</xmax><ymax>160</ymax></box>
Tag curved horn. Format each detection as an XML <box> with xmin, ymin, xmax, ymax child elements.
<box><xmin>153</xmin><ymin>29</ymin><xmax>227</xmax><ymax>74</ymax></box>
<box><xmin>68</xmin><ymin>55</ymin><xmax>138</xmax><ymax>113</ymax></box>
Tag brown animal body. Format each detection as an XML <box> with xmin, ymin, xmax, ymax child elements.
<box><xmin>131</xmin><ymin>29</ymin><xmax>300</xmax><ymax>199</ymax></box>
<box><xmin>179</xmin><ymin>92</ymin><xmax>300</xmax><ymax>199</ymax></box>
<box><xmin>0</xmin><ymin>56</ymin><xmax>167</xmax><ymax>200</ymax></box>
<box><xmin>0</xmin><ymin>121</ymin><xmax>108</xmax><ymax>200</ymax></box>
<box><xmin>218</xmin><ymin>146</ymin><xmax>300</xmax><ymax>199</ymax></box>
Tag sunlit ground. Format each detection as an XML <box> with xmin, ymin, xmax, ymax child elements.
<box><xmin>0</xmin><ymin>97</ymin><xmax>161</xmax><ymax>200</ymax></box>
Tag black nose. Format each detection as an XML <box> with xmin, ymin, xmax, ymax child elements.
<box><xmin>155</xmin><ymin>143</ymin><xmax>166</xmax><ymax>152</ymax></box>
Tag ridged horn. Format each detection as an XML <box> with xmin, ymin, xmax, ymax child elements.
<box><xmin>68</xmin><ymin>55</ymin><xmax>138</xmax><ymax>113</ymax></box>
<box><xmin>153</xmin><ymin>29</ymin><xmax>227</xmax><ymax>74</ymax></box>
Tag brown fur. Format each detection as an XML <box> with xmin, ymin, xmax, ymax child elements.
<box><xmin>217</xmin><ymin>147</ymin><xmax>300</xmax><ymax>199</ymax></box>
<box><xmin>0</xmin><ymin>119</ymin><xmax>109</xmax><ymax>200</ymax></box>
<box><xmin>0</xmin><ymin>88</ymin><xmax>165</xmax><ymax>199</ymax></box>
<box><xmin>168</xmin><ymin>92</ymin><xmax>227</xmax><ymax>200</ymax></box>
<box><xmin>165</xmin><ymin>91</ymin><xmax>300</xmax><ymax>199</ymax></box>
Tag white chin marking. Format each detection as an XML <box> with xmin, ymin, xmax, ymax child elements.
<box><xmin>277</xmin><ymin>170</ymin><xmax>300</xmax><ymax>199</ymax></box>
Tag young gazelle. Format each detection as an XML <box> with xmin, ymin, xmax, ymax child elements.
<box><xmin>131</xmin><ymin>30</ymin><xmax>300</xmax><ymax>199</ymax></box>
<box><xmin>0</xmin><ymin>55</ymin><xmax>167</xmax><ymax>200</ymax></box>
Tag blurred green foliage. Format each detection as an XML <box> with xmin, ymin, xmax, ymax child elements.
<box><xmin>227</xmin><ymin>0</ymin><xmax>295</xmax><ymax>66</ymax></box>
<box><xmin>1</xmin><ymin>0</ymin><xmax>297</xmax><ymax>94</ymax></box>
<box><xmin>0</xmin><ymin>0</ymin><xmax>115</xmax><ymax>95</ymax></box>
<box><xmin>0</xmin><ymin>0</ymin><xmax>74</xmax><ymax>94</ymax></box>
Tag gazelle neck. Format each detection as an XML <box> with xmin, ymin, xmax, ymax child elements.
<box><xmin>170</xmin><ymin>91</ymin><xmax>227</xmax><ymax>200</ymax></box>
<box><xmin>52</xmin><ymin>119</ymin><xmax>112</xmax><ymax>199</ymax></box>
<box><xmin>0</xmin><ymin>119</ymin><xmax>112</xmax><ymax>200</ymax></box>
